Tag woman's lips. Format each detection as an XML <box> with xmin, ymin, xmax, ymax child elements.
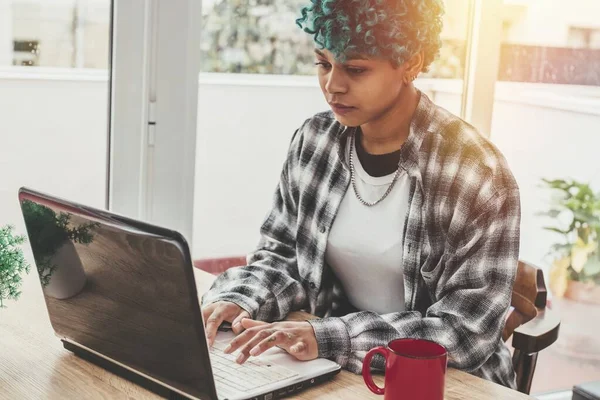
<box><xmin>330</xmin><ymin>103</ymin><xmax>356</xmax><ymax>115</ymax></box>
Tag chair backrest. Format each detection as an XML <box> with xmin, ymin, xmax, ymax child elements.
<box><xmin>503</xmin><ymin>260</ymin><xmax>560</xmax><ymax>394</ymax></box>
<box><xmin>503</xmin><ymin>260</ymin><xmax>547</xmax><ymax>341</ymax></box>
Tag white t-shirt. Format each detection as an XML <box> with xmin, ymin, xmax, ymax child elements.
<box><xmin>325</xmin><ymin>136</ymin><xmax>410</xmax><ymax>314</ymax></box>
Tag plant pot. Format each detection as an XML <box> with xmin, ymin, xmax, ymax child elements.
<box><xmin>564</xmin><ymin>280</ymin><xmax>600</xmax><ymax>305</ymax></box>
<box><xmin>41</xmin><ymin>240</ymin><xmax>87</xmax><ymax>300</ymax></box>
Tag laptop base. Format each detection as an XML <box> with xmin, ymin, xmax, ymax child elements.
<box><xmin>63</xmin><ymin>339</ymin><xmax>340</xmax><ymax>400</ymax></box>
<box><xmin>262</xmin><ymin>371</ymin><xmax>339</xmax><ymax>400</ymax></box>
<box><xmin>62</xmin><ymin>340</ymin><xmax>190</xmax><ymax>399</ymax></box>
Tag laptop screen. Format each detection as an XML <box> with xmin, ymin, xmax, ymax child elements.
<box><xmin>19</xmin><ymin>189</ymin><xmax>216</xmax><ymax>400</ymax></box>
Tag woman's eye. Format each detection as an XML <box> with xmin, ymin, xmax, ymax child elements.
<box><xmin>314</xmin><ymin>62</ymin><xmax>365</xmax><ymax>75</ymax></box>
<box><xmin>347</xmin><ymin>67</ymin><xmax>366</xmax><ymax>75</ymax></box>
<box><xmin>314</xmin><ymin>61</ymin><xmax>331</xmax><ymax>69</ymax></box>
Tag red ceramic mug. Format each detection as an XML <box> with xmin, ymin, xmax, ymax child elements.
<box><xmin>362</xmin><ymin>338</ymin><xmax>448</xmax><ymax>400</ymax></box>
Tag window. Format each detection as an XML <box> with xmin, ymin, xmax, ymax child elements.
<box><xmin>200</xmin><ymin>0</ymin><xmax>469</xmax><ymax>81</ymax></box>
<box><xmin>424</xmin><ymin>0</ymin><xmax>469</xmax><ymax>80</ymax></box>
<box><xmin>568</xmin><ymin>27</ymin><xmax>600</xmax><ymax>49</ymax></box>
<box><xmin>6</xmin><ymin>0</ymin><xmax>110</xmax><ymax>69</ymax></box>
<box><xmin>12</xmin><ymin>39</ymin><xmax>39</xmax><ymax>66</ymax></box>
<box><xmin>0</xmin><ymin>0</ymin><xmax>111</xmax><ymax>232</ymax></box>
<box><xmin>200</xmin><ymin>0</ymin><xmax>322</xmax><ymax>75</ymax></box>
<box><xmin>497</xmin><ymin>2</ymin><xmax>600</xmax><ymax>85</ymax></box>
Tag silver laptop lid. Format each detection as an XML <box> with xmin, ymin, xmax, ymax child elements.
<box><xmin>19</xmin><ymin>187</ymin><xmax>217</xmax><ymax>400</ymax></box>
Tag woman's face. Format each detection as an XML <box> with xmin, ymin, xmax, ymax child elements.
<box><xmin>315</xmin><ymin>48</ymin><xmax>410</xmax><ymax>127</ymax></box>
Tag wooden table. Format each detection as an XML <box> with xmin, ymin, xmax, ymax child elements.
<box><xmin>0</xmin><ymin>265</ymin><xmax>533</xmax><ymax>399</ymax></box>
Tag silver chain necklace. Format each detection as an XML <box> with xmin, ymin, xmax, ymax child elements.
<box><xmin>349</xmin><ymin>132</ymin><xmax>403</xmax><ymax>207</ymax></box>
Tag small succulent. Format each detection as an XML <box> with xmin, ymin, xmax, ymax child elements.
<box><xmin>0</xmin><ymin>225</ymin><xmax>30</xmax><ymax>308</ymax></box>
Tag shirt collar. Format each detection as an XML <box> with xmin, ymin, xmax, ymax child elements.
<box><xmin>336</xmin><ymin>90</ymin><xmax>435</xmax><ymax>174</ymax></box>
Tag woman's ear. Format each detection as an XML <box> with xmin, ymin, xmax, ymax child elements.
<box><xmin>403</xmin><ymin>51</ymin><xmax>425</xmax><ymax>85</ymax></box>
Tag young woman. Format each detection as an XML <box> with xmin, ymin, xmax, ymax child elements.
<box><xmin>201</xmin><ymin>0</ymin><xmax>521</xmax><ymax>389</ymax></box>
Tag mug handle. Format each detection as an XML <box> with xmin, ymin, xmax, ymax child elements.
<box><xmin>362</xmin><ymin>346</ymin><xmax>389</xmax><ymax>395</ymax></box>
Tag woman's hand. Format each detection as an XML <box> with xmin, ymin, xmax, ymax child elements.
<box><xmin>223</xmin><ymin>319</ymin><xmax>319</xmax><ymax>364</ymax></box>
<box><xmin>202</xmin><ymin>301</ymin><xmax>251</xmax><ymax>347</ymax></box>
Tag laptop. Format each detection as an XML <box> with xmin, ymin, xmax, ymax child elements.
<box><xmin>18</xmin><ymin>187</ymin><xmax>341</xmax><ymax>400</ymax></box>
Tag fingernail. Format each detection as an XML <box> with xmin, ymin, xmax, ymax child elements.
<box><xmin>236</xmin><ymin>353</ymin><xmax>245</xmax><ymax>363</ymax></box>
<box><xmin>233</xmin><ymin>322</ymin><xmax>240</xmax><ymax>330</ymax></box>
<box><xmin>249</xmin><ymin>348</ymin><xmax>259</xmax><ymax>356</ymax></box>
<box><xmin>223</xmin><ymin>345</ymin><xmax>232</xmax><ymax>354</ymax></box>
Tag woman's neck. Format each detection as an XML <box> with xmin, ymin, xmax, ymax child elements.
<box><xmin>359</xmin><ymin>86</ymin><xmax>420</xmax><ymax>155</ymax></box>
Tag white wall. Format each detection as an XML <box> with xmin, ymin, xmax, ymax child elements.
<box><xmin>0</xmin><ymin>68</ymin><xmax>109</xmax><ymax>231</ymax></box>
<box><xmin>1</xmin><ymin>69</ymin><xmax>600</xmax><ymax>278</ymax></box>
<box><xmin>193</xmin><ymin>74</ymin><xmax>327</xmax><ymax>259</ymax></box>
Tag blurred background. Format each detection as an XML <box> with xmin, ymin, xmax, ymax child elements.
<box><xmin>0</xmin><ymin>0</ymin><xmax>599</xmax><ymax>397</ymax></box>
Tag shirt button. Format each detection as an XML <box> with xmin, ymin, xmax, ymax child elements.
<box><xmin>309</xmin><ymin>282</ymin><xmax>317</xmax><ymax>290</ymax></box>
<box><xmin>319</xmin><ymin>226</ymin><xmax>327</xmax><ymax>234</ymax></box>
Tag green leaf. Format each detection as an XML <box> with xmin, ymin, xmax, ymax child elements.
<box><xmin>543</xmin><ymin>226</ymin><xmax>570</xmax><ymax>235</ymax></box>
<box><xmin>550</xmin><ymin>243</ymin><xmax>573</xmax><ymax>252</ymax></box>
<box><xmin>0</xmin><ymin>225</ymin><xmax>30</xmax><ymax>308</ymax></box>
<box><xmin>541</xmin><ymin>178</ymin><xmax>572</xmax><ymax>190</ymax></box>
<box><xmin>21</xmin><ymin>200</ymin><xmax>98</xmax><ymax>284</ymax></box>
<box><xmin>574</xmin><ymin>210</ymin><xmax>598</xmax><ymax>224</ymax></box>
<box><xmin>535</xmin><ymin>209</ymin><xmax>562</xmax><ymax>218</ymax></box>
<box><xmin>583</xmin><ymin>258</ymin><xmax>600</xmax><ymax>276</ymax></box>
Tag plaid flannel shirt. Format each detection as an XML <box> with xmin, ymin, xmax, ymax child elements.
<box><xmin>202</xmin><ymin>92</ymin><xmax>521</xmax><ymax>389</ymax></box>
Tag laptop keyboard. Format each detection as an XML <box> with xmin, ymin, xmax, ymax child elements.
<box><xmin>210</xmin><ymin>341</ymin><xmax>299</xmax><ymax>398</ymax></box>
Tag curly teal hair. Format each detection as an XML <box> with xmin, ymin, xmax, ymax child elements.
<box><xmin>296</xmin><ymin>0</ymin><xmax>444</xmax><ymax>72</ymax></box>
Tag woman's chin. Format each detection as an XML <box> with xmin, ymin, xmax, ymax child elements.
<box><xmin>332</xmin><ymin>112</ymin><xmax>363</xmax><ymax>127</ymax></box>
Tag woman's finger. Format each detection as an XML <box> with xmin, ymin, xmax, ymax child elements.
<box><xmin>224</xmin><ymin>325</ymin><xmax>269</xmax><ymax>355</ymax></box>
<box><xmin>249</xmin><ymin>330</ymin><xmax>295</xmax><ymax>357</ymax></box>
<box><xmin>231</xmin><ymin>311</ymin><xmax>251</xmax><ymax>334</ymax></box>
<box><xmin>290</xmin><ymin>342</ymin><xmax>306</xmax><ymax>354</ymax></box>
<box><xmin>201</xmin><ymin>303</ymin><xmax>217</xmax><ymax>325</ymax></box>
<box><xmin>235</xmin><ymin>329</ymin><xmax>277</xmax><ymax>364</ymax></box>
<box><xmin>205</xmin><ymin>308</ymin><xmax>227</xmax><ymax>348</ymax></box>
<box><xmin>240</xmin><ymin>318</ymin><xmax>268</xmax><ymax>330</ymax></box>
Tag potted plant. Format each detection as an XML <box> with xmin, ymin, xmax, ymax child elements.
<box><xmin>540</xmin><ymin>178</ymin><xmax>600</xmax><ymax>304</ymax></box>
<box><xmin>21</xmin><ymin>200</ymin><xmax>99</xmax><ymax>299</ymax></box>
<box><xmin>0</xmin><ymin>225</ymin><xmax>30</xmax><ymax>308</ymax></box>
